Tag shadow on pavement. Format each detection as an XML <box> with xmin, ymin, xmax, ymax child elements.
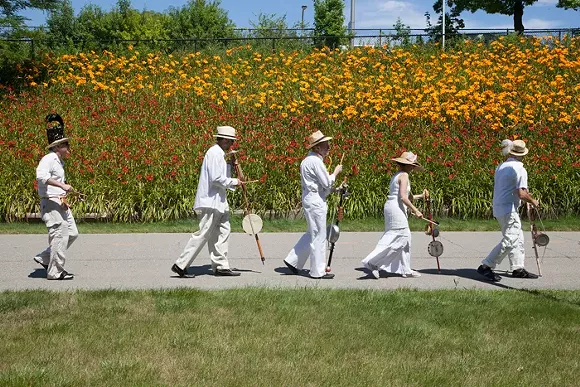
<box><xmin>28</xmin><ymin>269</ymin><xmax>46</xmax><ymax>279</ymax></box>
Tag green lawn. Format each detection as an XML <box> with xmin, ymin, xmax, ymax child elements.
<box><xmin>1</xmin><ymin>215</ymin><xmax>579</xmax><ymax>234</ymax></box>
<box><xmin>1</xmin><ymin>289</ymin><xmax>579</xmax><ymax>386</ymax></box>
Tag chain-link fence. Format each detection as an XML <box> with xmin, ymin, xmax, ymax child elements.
<box><xmin>2</xmin><ymin>28</ymin><xmax>579</xmax><ymax>60</ymax></box>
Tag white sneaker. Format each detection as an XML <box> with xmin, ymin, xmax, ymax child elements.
<box><xmin>402</xmin><ymin>270</ymin><xmax>421</xmax><ymax>278</ymax></box>
<box><xmin>371</xmin><ymin>269</ymin><xmax>380</xmax><ymax>279</ymax></box>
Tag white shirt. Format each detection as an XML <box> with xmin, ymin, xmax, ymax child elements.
<box><xmin>194</xmin><ymin>144</ymin><xmax>239</xmax><ymax>213</ymax></box>
<box><xmin>301</xmin><ymin>152</ymin><xmax>336</xmax><ymax>203</ymax></box>
<box><xmin>492</xmin><ymin>157</ymin><xmax>528</xmax><ymax>217</ymax></box>
<box><xmin>36</xmin><ymin>152</ymin><xmax>66</xmax><ymax>198</ymax></box>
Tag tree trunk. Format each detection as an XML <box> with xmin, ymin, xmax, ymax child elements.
<box><xmin>514</xmin><ymin>0</ymin><xmax>524</xmax><ymax>34</ymax></box>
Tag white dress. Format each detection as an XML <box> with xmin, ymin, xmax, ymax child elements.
<box><xmin>361</xmin><ymin>171</ymin><xmax>414</xmax><ymax>276</ymax></box>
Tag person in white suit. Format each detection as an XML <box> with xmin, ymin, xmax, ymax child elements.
<box><xmin>171</xmin><ymin>126</ymin><xmax>243</xmax><ymax>278</ymax></box>
<box><xmin>283</xmin><ymin>130</ymin><xmax>343</xmax><ymax>279</ymax></box>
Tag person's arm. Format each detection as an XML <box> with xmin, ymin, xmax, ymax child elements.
<box><xmin>515</xmin><ymin>168</ymin><xmax>538</xmax><ymax>207</ymax></box>
<box><xmin>208</xmin><ymin>152</ymin><xmax>239</xmax><ymax>189</ymax></box>
<box><xmin>36</xmin><ymin>157</ymin><xmax>72</xmax><ymax>192</ymax></box>
<box><xmin>313</xmin><ymin>159</ymin><xmax>342</xmax><ymax>190</ymax></box>
<box><xmin>399</xmin><ymin>173</ymin><xmax>423</xmax><ymax>218</ymax></box>
<box><xmin>517</xmin><ymin>188</ymin><xmax>539</xmax><ymax>207</ymax></box>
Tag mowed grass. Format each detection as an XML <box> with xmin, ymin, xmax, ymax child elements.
<box><xmin>1</xmin><ymin>289</ymin><xmax>579</xmax><ymax>386</ymax></box>
<box><xmin>1</xmin><ymin>214</ymin><xmax>580</xmax><ymax>234</ymax></box>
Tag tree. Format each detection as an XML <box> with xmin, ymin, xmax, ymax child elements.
<box><xmin>313</xmin><ymin>0</ymin><xmax>348</xmax><ymax>48</ymax></box>
<box><xmin>248</xmin><ymin>12</ymin><xmax>301</xmax><ymax>39</ymax></box>
<box><xmin>165</xmin><ymin>0</ymin><xmax>235</xmax><ymax>42</ymax></box>
<box><xmin>392</xmin><ymin>17</ymin><xmax>412</xmax><ymax>46</ymax></box>
<box><xmin>440</xmin><ymin>0</ymin><xmax>580</xmax><ymax>34</ymax></box>
<box><xmin>46</xmin><ymin>0</ymin><xmax>78</xmax><ymax>42</ymax></box>
<box><xmin>425</xmin><ymin>0</ymin><xmax>465</xmax><ymax>42</ymax></box>
<box><xmin>1</xmin><ymin>0</ymin><xmax>61</xmax><ymax>29</ymax></box>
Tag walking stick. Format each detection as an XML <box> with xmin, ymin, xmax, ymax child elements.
<box><xmin>423</xmin><ymin>189</ymin><xmax>443</xmax><ymax>272</ymax></box>
<box><xmin>229</xmin><ymin>151</ymin><xmax>266</xmax><ymax>264</ymax></box>
<box><xmin>527</xmin><ymin>203</ymin><xmax>548</xmax><ymax>277</ymax></box>
<box><xmin>326</xmin><ymin>177</ymin><xmax>349</xmax><ymax>273</ymax></box>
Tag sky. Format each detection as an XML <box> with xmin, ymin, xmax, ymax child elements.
<box><xmin>21</xmin><ymin>0</ymin><xmax>580</xmax><ymax>31</ymax></box>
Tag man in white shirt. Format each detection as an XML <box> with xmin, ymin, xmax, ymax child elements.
<box><xmin>283</xmin><ymin>130</ymin><xmax>343</xmax><ymax>279</ymax></box>
<box><xmin>171</xmin><ymin>126</ymin><xmax>242</xmax><ymax>277</ymax></box>
<box><xmin>478</xmin><ymin>140</ymin><xmax>539</xmax><ymax>281</ymax></box>
<box><xmin>34</xmin><ymin>114</ymin><xmax>78</xmax><ymax>280</ymax></box>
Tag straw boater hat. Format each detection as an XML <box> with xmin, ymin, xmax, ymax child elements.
<box><xmin>214</xmin><ymin>126</ymin><xmax>237</xmax><ymax>140</ymax></box>
<box><xmin>391</xmin><ymin>151</ymin><xmax>423</xmax><ymax>170</ymax></box>
<box><xmin>307</xmin><ymin>130</ymin><xmax>333</xmax><ymax>149</ymax></box>
<box><xmin>45</xmin><ymin>113</ymin><xmax>69</xmax><ymax>149</ymax></box>
<box><xmin>509</xmin><ymin>139</ymin><xmax>529</xmax><ymax>156</ymax></box>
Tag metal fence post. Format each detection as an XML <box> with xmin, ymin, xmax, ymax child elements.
<box><xmin>272</xmin><ymin>37</ymin><xmax>276</xmax><ymax>52</ymax></box>
<box><xmin>30</xmin><ymin>39</ymin><xmax>35</xmax><ymax>60</ymax></box>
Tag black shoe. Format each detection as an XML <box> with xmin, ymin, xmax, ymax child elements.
<box><xmin>512</xmin><ymin>268</ymin><xmax>539</xmax><ymax>279</ymax></box>
<box><xmin>310</xmin><ymin>273</ymin><xmax>335</xmax><ymax>279</ymax></box>
<box><xmin>284</xmin><ymin>260</ymin><xmax>299</xmax><ymax>274</ymax></box>
<box><xmin>214</xmin><ymin>268</ymin><xmax>241</xmax><ymax>277</ymax></box>
<box><xmin>33</xmin><ymin>257</ymin><xmax>48</xmax><ymax>270</ymax></box>
<box><xmin>48</xmin><ymin>271</ymin><xmax>73</xmax><ymax>280</ymax></box>
<box><xmin>477</xmin><ymin>265</ymin><xmax>501</xmax><ymax>282</ymax></box>
<box><xmin>171</xmin><ymin>264</ymin><xmax>194</xmax><ymax>278</ymax></box>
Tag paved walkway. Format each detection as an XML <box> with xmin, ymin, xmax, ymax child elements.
<box><xmin>1</xmin><ymin>232</ymin><xmax>579</xmax><ymax>291</ymax></box>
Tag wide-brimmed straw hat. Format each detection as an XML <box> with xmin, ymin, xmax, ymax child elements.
<box><xmin>391</xmin><ymin>151</ymin><xmax>423</xmax><ymax>170</ymax></box>
<box><xmin>509</xmin><ymin>139</ymin><xmax>529</xmax><ymax>156</ymax></box>
<box><xmin>307</xmin><ymin>130</ymin><xmax>333</xmax><ymax>149</ymax></box>
<box><xmin>214</xmin><ymin>126</ymin><xmax>237</xmax><ymax>140</ymax></box>
<box><xmin>45</xmin><ymin>113</ymin><xmax>69</xmax><ymax>149</ymax></box>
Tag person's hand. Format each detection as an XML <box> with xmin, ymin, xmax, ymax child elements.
<box><xmin>333</xmin><ymin>164</ymin><xmax>343</xmax><ymax>176</ymax></box>
<box><xmin>531</xmin><ymin>199</ymin><xmax>540</xmax><ymax>208</ymax></box>
<box><xmin>62</xmin><ymin>184</ymin><xmax>72</xmax><ymax>192</ymax></box>
<box><xmin>413</xmin><ymin>209</ymin><xmax>423</xmax><ymax>219</ymax></box>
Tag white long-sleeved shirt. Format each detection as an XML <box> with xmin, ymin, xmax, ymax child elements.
<box><xmin>300</xmin><ymin>152</ymin><xmax>336</xmax><ymax>203</ymax></box>
<box><xmin>194</xmin><ymin>144</ymin><xmax>239</xmax><ymax>213</ymax></box>
<box><xmin>36</xmin><ymin>152</ymin><xmax>66</xmax><ymax>198</ymax></box>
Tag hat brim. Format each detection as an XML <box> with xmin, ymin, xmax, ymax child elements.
<box><xmin>47</xmin><ymin>138</ymin><xmax>70</xmax><ymax>149</ymax></box>
<box><xmin>509</xmin><ymin>148</ymin><xmax>529</xmax><ymax>156</ymax></box>
<box><xmin>214</xmin><ymin>134</ymin><xmax>237</xmax><ymax>140</ymax></box>
<box><xmin>391</xmin><ymin>158</ymin><xmax>424</xmax><ymax>171</ymax></box>
<box><xmin>307</xmin><ymin>136</ymin><xmax>333</xmax><ymax>149</ymax></box>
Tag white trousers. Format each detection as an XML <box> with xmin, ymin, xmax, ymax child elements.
<box><xmin>361</xmin><ymin>228</ymin><xmax>412</xmax><ymax>275</ymax></box>
<box><xmin>482</xmin><ymin>211</ymin><xmax>525</xmax><ymax>271</ymax></box>
<box><xmin>284</xmin><ymin>201</ymin><xmax>328</xmax><ymax>278</ymax></box>
<box><xmin>175</xmin><ymin>208</ymin><xmax>231</xmax><ymax>271</ymax></box>
<box><xmin>36</xmin><ymin>199</ymin><xmax>79</xmax><ymax>279</ymax></box>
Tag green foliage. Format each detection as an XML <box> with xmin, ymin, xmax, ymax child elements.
<box><xmin>442</xmin><ymin>0</ymin><xmax>580</xmax><ymax>32</ymax></box>
<box><xmin>165</xmin><ymin>0</ymin><xmax>235</xmax><ymax>50</ymax></box>
<box><xmin>393</xmin><ymin>17</ymin><xmax>412</xmax><ymax>46</ymax></box>
<box><xmin>0</xmin><ymin>0</ymin><xmax>61</xmax><ymax>29</ymax></box>
<box><xmin>313</xmin><ymin>0</ymin><xmax>348</xmax><ymax>48</ymax></box>
<box><xmin>425</xmin><ymin>0</ymin><xmax>466</xmax><ymax>43</ymax></box>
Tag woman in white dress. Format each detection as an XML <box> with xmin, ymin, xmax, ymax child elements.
<box><xmin>361</xmin><ymin>151</ymin><xmax>425</xmax><ymax>279</ymax></box>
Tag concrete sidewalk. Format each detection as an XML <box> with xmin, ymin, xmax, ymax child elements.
<box><xmin>1</xmin><ymin>232</ymin><xmax>579</xmax><ymax>291</ymax></box>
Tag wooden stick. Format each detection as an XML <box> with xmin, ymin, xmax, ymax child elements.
<box><xmin>239</xmin><ymin>179</ymin><xmax>260</xmax><ymax>184</ymax></box>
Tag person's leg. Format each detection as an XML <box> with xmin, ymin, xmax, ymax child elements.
<box><xmin>174</xmin><ymin>209</ymin><xmax>217</xmax><ymax>270</ymax></box>
<box><xmin>307</xmin><ymin>203</ymin><xmax>328</xmax><ymax>278</ymax></box>
<box><xmin>208</xmin><ymin>211</ymin><xmax>231</xmax><ymax>271</ymax></box>
<box><xmin>284</xmin><ymin>232</ymin><xmax>311</xmax><ymax>272</ymax></box>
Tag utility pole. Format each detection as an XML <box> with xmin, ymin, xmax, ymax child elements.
<box><xmin>442</xmin><ymin>0</ymin><xmax>446</xmax><ymax>51</ymax></box>
<box><xmin>350</xmin><ymin>0</ymin><xmax>355</xmax><ymax>48</ymax></box>
<box><xmin>301</xmin><ymin>5</ymin><xmax>307</xmax><ymax>37</ymax></box>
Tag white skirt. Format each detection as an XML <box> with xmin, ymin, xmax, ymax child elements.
<box><xmin>361</xmin><ymin>228</ymin><xmax>412</xmax><ymax>275</ymax></box>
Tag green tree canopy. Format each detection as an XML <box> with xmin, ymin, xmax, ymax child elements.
<box><xmin>439</xmin><ymin>0</ymin><xmax>580</xmax><ymax>33</ymax></box>
<box><xmin>313</xmin><ymin>0</ymin><xmax>348</xmax><ymax>48</ymax></box>
<box><xmin>1</xmin><ymin>0</ymin><xmax>61</xmax><ymax>29</ymax></box>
